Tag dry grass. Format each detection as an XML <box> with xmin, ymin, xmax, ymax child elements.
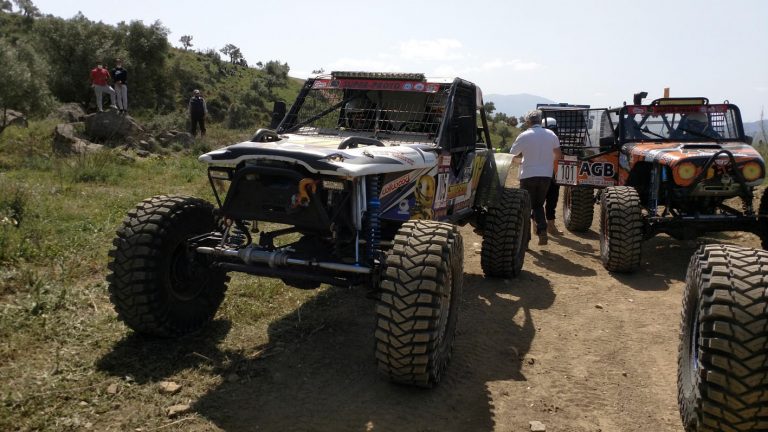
<box><xmin>0</xmin><ymin>122</ymin><xmax>325</xmax><ymax>431</ymax></box>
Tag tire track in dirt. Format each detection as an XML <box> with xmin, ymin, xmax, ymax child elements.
<box><xmin>186</xmin><ymin>178</ymin><xmax>763</xmax><ymax>431</ymax></box>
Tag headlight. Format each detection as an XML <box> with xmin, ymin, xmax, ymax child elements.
<box><xmin>741</xmin><ymin>161</ymin><xmax>763</xmax><ymax>182</ymax></box>
<box><xmin>676</xmin><ymin>162</ymin><xmax>697</xmax><ymax>180</ymax></box>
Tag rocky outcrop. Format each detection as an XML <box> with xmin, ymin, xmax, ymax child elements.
<box><xmin>2</xmin><ymin>109</ymin><xmax>28</xmax><ymax>128</ymax></box>
<box><xmin>84</xmin><ymin>111</ymin><xmax>144</xmax><ymax>141</ymax></box>
<box><xmin>157</xmin><ymin>130</ymin><xmax>194</xmax><ymax>148</ymax></box>
<box><xmin>52</xmin><ymin>123</ymin><xmax>104</xmax><ymax>155</ymax></box>
<box><xmin>53</xmin><ymin>103</ymin><xmax>87</xmax><ymax>123</ymax></box>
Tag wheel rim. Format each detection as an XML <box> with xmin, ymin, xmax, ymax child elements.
<box><xmin>168</xmin><ymin>243</ymin><xmax>207</xmax><ymax>301</ymax></box>
<box><xmin>600</xmin><ymin>203</ymin><xmax>609</xmax><ymax>260</ymax></box>
<box><xmin>436</xmin><ymin>269</ymin><xmax>452</xmax><ymax>349</ymax></box>
<box><xmin>689</xmin><ymin>304</ymin><xmax>700</xmax><ymax>383</ymax></box>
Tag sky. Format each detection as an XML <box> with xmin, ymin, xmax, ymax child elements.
<box><xmin>32</xmin><ymin>0</ymin><xmax>768</xmax><ymax>121</ymax></box>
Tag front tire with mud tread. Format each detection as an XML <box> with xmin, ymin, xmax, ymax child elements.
<box><xmin>480</xmin><ymin>187</ymin><xmax>531</xmax><ymax>278</ymax></box>
<box><xmin>599</xmin><ymin>186</ymin><xmax>643</xmax><ymax>272</ymax></box>
<box><xmin>107</xmin><ymin>195</ymin><xmax>229</xmax><ymax>337</ymax></box>
<box><xmin>758</xmin><ymin>187</ymin><xmax>768</xmax><ymax>250</ymax></box>
<box><xmin>563</xmin><ymin>186</ymin><xmax>594</xmax><ymax>232</ymax></box>
<box><xmin>375</xmin><ymin>220</ymin><xmax>463</xmax><ymax>387</ymax></box>
<box><xmin>678</xmin><ymin>245</ymin><xmax>768</xmax><ymax>432</ymax></box>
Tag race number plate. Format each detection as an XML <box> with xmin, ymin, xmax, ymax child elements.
<box><xmin>555</xmin><ymin>159</ymin><xmax>578</xmax><ymax>186</ymax></box>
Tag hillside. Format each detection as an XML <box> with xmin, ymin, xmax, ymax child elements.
<box><xmin>0</xmin><ymin>9</ymin><xmax>303</xmax><ymax>131</ymax></box>
<box><xmin>485</xmin><ymin>93</ymin><xmax>556</xmax><ymax>117</ymax></box>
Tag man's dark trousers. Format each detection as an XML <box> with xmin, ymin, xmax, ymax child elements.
<box><xmin>520</xmin><ymin>176</ymin><xmax>551</xmax><ymax>234</ymax></box>
<box><xmin>545</xmin><ymin>178</ymin><xmax>559</xmax><ymax>221</ymax></box>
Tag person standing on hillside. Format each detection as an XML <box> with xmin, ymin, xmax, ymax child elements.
<box><xmin>509</xmin><ymin>109</ymin><xmax>562</xmax><ymax>245</ymax></box>
<box><xmin>90</xmin><ymin>62</ymin><xmax>117</xmax><ymax>112</ymax></box>
<box><xmin>111</xmin><ymin>59</ymin><xmax>128</xmax><ymax>114</ymax></box>
<box><xmin>188</xmin><ymin>89</ymin><xmax>208</xmax><ymax>137</ymax></box>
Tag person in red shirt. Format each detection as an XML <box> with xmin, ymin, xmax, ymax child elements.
<box><xmin>90</xmin><ymin>62</ymin><xmax>117</xmax><ymax>112</ymax></box>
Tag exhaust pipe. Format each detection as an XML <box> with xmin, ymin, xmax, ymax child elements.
<box><xmin>196</xmin><ymin>246</ymin><xmax>371</xmax><ymax>274</ymax></box>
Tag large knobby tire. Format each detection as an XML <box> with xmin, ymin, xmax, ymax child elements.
<box><xmin>599</xmin><ymin>186</ymin><xmax>643</xmax><ymax>272</ymax></box>
<box><xmin>563</xmin><ymin>186</ymin><xmax>595</xmax><ymax>232</ymax></box>
<box><xmin>678</xmin><ymin>245</ymin><xmax>768</xmax><ymax>432</ymax></box>
<box><xmin>758</xmin><ymin>187</ymin><xmax>768</xmax><ymax>250</ymax></box>
<box><xmin>107</xmin><ymin>195</ymin><xmax>229</xmax><ymax>337</ymax></box>
<box><xmin>480</xmin><ymin>187</ymin><xmax>531</xmax><ymax>278</ymax></box>
<box><xmin>375</xmin><ymin>220</ymin><xmax>463</xmax><ymax>387</ymax></box>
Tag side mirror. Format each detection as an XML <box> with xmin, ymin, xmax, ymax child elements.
<box><xmin>745</xmin><ymin>135</ymin><xmax>754</xmax><ymax>145</ymax></box>
<box><xmin>270</xmin><ymin>101</ymin><xmax>287</xmax><ymax>129</ymax></box>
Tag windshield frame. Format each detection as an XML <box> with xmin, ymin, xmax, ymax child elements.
<box><xmin>617</xmin><ymin>103</ymin><xmax>746</xmax><ymax>144</ymax></box>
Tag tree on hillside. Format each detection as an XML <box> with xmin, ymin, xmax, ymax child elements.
<box><xmin>483</xmin><ymin>101</ymin><xmax>495</xmax><ymax>117</ymax></box>
<box><xmin>35</xmin><ymin>13</ymin><xmax>119</xmax><ymax>105</ymax></box>
<box><xmin>179</xmin><ymin>34</ymin><xmax>193</xmax><ymax>50</ymax></box>
<box><xmin>497</xmin><ymin>122</ymin><xmax>512</xmax><ymax>145</ymax></box>
<box><xmin>0</xmin><ymin>40</ymin><xmax>51</xmax><ymax>134</ymax></box>
<box><xmin>264</xmin><ymin>60</ymin><xmax>290</xmax><ymax>92</ymax></box>
<box><xmin>119</xmin><ymin>20</ymin><xmax>171</xmax><ymax>110</ymax></box>
<box><xmin>507</xmin><ymin>116</ymin><xmax>518</xmax><ymax>127</ymax></box>
<box><xmin>11</xmin><ymin>0</ymin><xmax>38</xmax><ymax>17</ymax></box>
<box><xmin>220</xmin><ymin>43</ymin><xmax>243</xmax><ymax>65</ymax></box>
<box><xmin>311</xmin><ymin>68</ymin><xmax>325</xmax><ymax>74</ymax></box>
<box><xmin>1</xmin><ymin>1</ymin><xmax>12</xmax><ymax>13</ymax></box>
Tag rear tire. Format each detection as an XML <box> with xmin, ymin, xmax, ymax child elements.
<box><xmin>375</xmin><ymin>220</ymin><xmax>463</xmax><ymax>387</ymax></box>
<box><xmin>107</xmin><ymin>195</ymin><xmax>229</xmax><ymax>337</ymax></box>
<box><xmin>678</xmin><ymin>245</ymin><xmax>768</xmax><ymax>432</ymax></box>
<box><xmin>480</xmin><ymin>187</ymin><xmax>531</xmax><ymax>278</ymax></box>
<box><xmin>563</xmin><ymin>186</ymin><xmax>594</xmax><ymax>232</ymax></box>
<box><xmin>599</xmin><ymin>186</ymin><xmax>643</xmax><ymax>272</ymax></box>
<box><xmin>758</xmin><ymin>187</ymin><xmax>768</xmax><ymax>250</ymax></box>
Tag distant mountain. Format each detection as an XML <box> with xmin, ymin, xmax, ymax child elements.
<box><xmin>743</xmin><ymin>120</ymin><xmax>768</xmax><ymax>136</ymax></box>
<box><xmin>485</xmin><ymin>93</ymin><xmax>556</xmax><ymax>117</ymax></box>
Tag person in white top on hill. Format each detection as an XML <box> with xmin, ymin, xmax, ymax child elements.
<box><xmin>509</xmin><ymin>109</ymin><xmax>563</xmax><ymax>245</ymax></box>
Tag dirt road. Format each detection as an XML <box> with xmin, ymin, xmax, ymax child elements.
<box><xmin>176</xmin><ymin>183</ymin><xmax>761</xmax><ymax>432</ymax></box>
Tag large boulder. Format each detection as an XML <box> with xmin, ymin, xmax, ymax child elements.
<box><xmin>2</xmin><ymin>109</ymin><xmax>28</xmax><ymax>128</ymax></box>
<box><xmin>53</xmin><ymin>123</ymin><xmax>104</xmax><ymax>155</ymax></box>
<box><xmin>84</xmin><ymin>111</ymin><xmax>144</xmax><ymax>142</ymax></box>
<box><xmin>157</xmin><ymin>130</ymin><xmax>194</xmax><ymax>149</ymax></box>
<box><xmin>53</xmin><ymin>103</ymin><xmax>87</xmax><ymax>123</ymax></box>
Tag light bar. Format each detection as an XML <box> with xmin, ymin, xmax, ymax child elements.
<box><xmin>331</xmin><ymin>71</ymin><xmax>426</xmax><ymax>81</ymax></box>
<box><xmin>656</xmin><ymin>98</ymin><xmax>707</xmax><ymax>106</ymax></box>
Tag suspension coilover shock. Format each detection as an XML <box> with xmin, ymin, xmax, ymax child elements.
<box><xmin>366</xmin><ymin>175</ymin><xmax>381</xmax><ymax>262</ymax></box>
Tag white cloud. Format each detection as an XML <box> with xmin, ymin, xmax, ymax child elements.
<box><xmin>756</xmin><ymin>86</ymin><xmax>768</xmax><ymax>92</ymax></box>
<box><xmin>399</xmin><ymin>38</ymin><xmax>464</xmax><ymax>62</ymax></box>
<box><xmin>326</xmin><ymin>58</ymin><xmax>402</xmax><ymax>72</ymax></box>
<box><xmin>431</xmin><ymin>58</ymin><xmax>542</xmax><ymax>76</ymax></box>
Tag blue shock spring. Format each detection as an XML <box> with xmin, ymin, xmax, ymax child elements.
<box><xmin>366</xmin><ymin>175</ymin><xmax>381</xmax><ymax>262</ymax></box>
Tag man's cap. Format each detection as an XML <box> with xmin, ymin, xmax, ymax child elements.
<box><xmin>193</xmin><ymin>89</ymin><xmax>200</xmax><ymax>95</ymax></box>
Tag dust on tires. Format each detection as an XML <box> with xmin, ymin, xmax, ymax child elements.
<box><xmin>599</xmin><ymin>186</ymin><xmax>643</xmax><ymax>272</ymax></box>
<box><xmin>678</xmin><ymin>244</ymin><xmax>768</xmax><ymax>432</ymax></box>
<box><xmin>107</xmin><ymin>195</ymin><xmax>229</xmax><ymax>337</ymax></box>
<box><xmin>375</xmin><ymin>220</ymin><xmax>463</xmax><ymax>387</ymax></box>
<box><xmin>480</xmin><ymin>187</ymin><xmax>531</xmax><ymax>278</ymax></box>
<box><xmin>563</xmin><ymin>186</ymin><xmax>594</xmax><ymax>232</ymax></box>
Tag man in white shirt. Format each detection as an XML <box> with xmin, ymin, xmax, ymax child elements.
<box><xmin>509</xmin><ymin>110</ymin><xmax>563</xmax><ymax>245</ymax></box>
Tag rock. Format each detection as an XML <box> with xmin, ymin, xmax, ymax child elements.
<box><xmin>53</xmin><ymin>103</ymin><xmax>86</xmax><ymax>123</ymax></box>
<box><xmin>136</xmin><ymin>149</ymin><xmax>151</xmax><ymax>158</ymax></box>
<box><xmin>84</xmin><ymin>111</ymin><xmax>144</xmax><ymax>142</ymax></box>
<box><xmin>529</xmin><ymin>420</ymin><xmax>546</xmax><ymax>431</ymax></box>
<box><xmin>106</xmin><ymin>383</ymin><xmax>119</xmax><ymax>395</ymax></box>
<box><xmin>158</xmin><ymin>381</ymin><xmax>182</xmax><ymax>394</ymax></box>
<box><xmin>138</xmin><ymin>140</ymin><xmax>150</xmax><ymax>150</ymax></box>
<box><xmin>595</xmin><ymin>303</ymin><xmax>604</xmax><ymax>309</ymax></box>
<box><xmin>53</xmin><ymin>123</ymin><xmax>104</xmax><ymax>155</ymax></box>
<box><xmin>174</xmin><ymin>132</ymin><xmax>194</xmax><ymax>148</ymax></box>
<box><xmin>166</xmin><ymin>404</ymin><xmax>191</xmax><ymax>418</ymax></box>
<box><xmin>2</xmin><ymin>109</ymin><xmax>28</xmax><ymax>128</ymax></box>
<box><xmin>115</xmin><ymin>151</ymin><xmax>136</xmax><ymax>163</ymax></box>
<box><xmin>226</xmin><ymin>373</ymin><xmax>240</xmax><ymax>383</ymax></box>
